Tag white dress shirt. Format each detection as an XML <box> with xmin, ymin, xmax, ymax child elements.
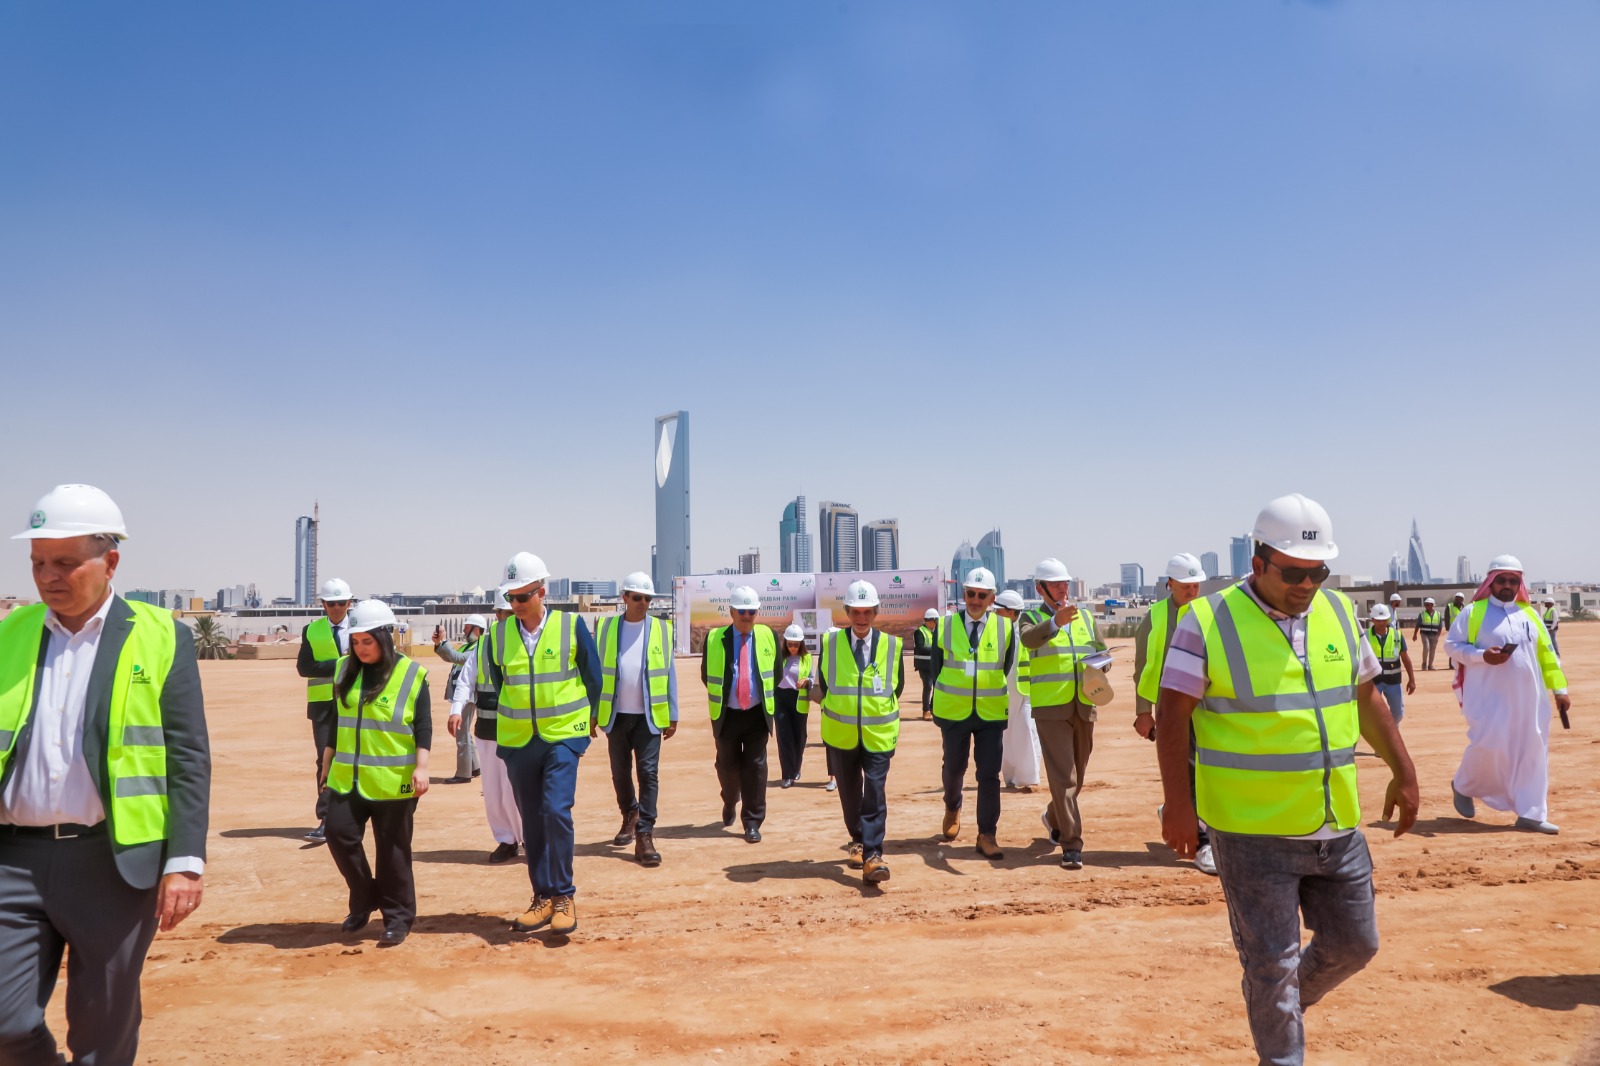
<box><xmin>329</xmin><ymin>615</ymin><xmax>350</xmax><ymax>655</ymax></box>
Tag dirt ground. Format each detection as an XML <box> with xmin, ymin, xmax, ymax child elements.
<box><xmin>61</xmin><ymin>624</ymin><xmax>1600</xmax><ymax>1064</ymax></box>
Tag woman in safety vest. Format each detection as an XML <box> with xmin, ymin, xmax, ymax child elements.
<box><xmin>322</xmin><ymin>599</ymin><xmax>433</xmax><ymax>947</ymax></box>
<box><xmin>773</xmin><ymin>624</ymin><xmax>814</xmax><ymax>788</ymax></box>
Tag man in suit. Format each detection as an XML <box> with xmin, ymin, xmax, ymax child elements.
<box><xmin>0</xmin><ymin>484</ymin><xmax>211</xmax><ymax>1065</ymax></box>
<box><xmin>295</xmin><ymin>576</ymin><xmax>355</xmax><ymax>843</ymax></box>
<box><xmin>699</xmin><ymin>585</ymin><xmax>777</xmax><ymax>842</ymax></box>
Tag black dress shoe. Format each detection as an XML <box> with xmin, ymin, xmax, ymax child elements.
<box><xmin>441</xmin><ymin>776</ymin><xmax>470</xmax><ymax>785</ymax></box>
<box><xmin>744</xmin><ymin>825</ymin><xmax>762</xmax><ymax>844</ymax></box>
<box><xmin>378</xmin><ymin>926</ymin><xmax>409</xmax><ymax>947</ymax></box>
<box><xmin>340</xmin><ymin>911</ymin><xmax>372</xmax><ymax>934</ymax></box>
<box><xmin>722</xmin><ymin>803</ymin><xmax>736</xmax><ymax>828</ymax></box>
<box><xmin>487</xmin><ymin>842</ymin><xmax>520</xmax><ymax>864</ymax></box>
<box><xmin>471</xmin><ymin>768</ymin><xmax>481</xmax><ymax>778</ymax></box>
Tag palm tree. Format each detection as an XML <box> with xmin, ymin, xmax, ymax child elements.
<box><xmin>192</xmin><ymin>616</ymin><xmax>232</xmax><ymax>660</ymax></box>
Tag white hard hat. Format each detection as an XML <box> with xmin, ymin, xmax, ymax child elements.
<box><xmin>1424</xmin><ymin>597</ymin><xmax>1435</xmax><ymax>605</ymax></box>
<box><xmin>493</xmin><ymin>589</ymin><xmax>511</xmax><ymax>610</ymax></box>
<box><xmin>348</xmin><ymin>600</ymin><xmax>397</xmax><ymax>634</ymax></box>
<box><xmin>845</xmin><ymin>580</ymin><xmax>881</xmax><ymax>608</ymax></box>
<box><xmin>995</xmin><ymin>589</ymin><xmax>1025</xmax><ymax>610</ymax></box>
<box><xmin>499</xmin><ymin>551</ymin><xmax>551</xmax><ymax>592</ymax></box>
<box><xmin>924</xmin><ymin>608</ymin><xmax>939</xmax><ymax>620</ymax></box>
<box><xmin>621</xmin><ymin>571</ymin><xmax>655</xmax><ymax>596</ymax></box>
<box><xmin>1543</xmin><ymin>596</ymin><xmax>1555</xmax><ymax>604</ymax></box>
<box><xmin>729</xmin><ymin>586</ymin><xmax>761</xmax><ymax>611</ymax></box>
<box><xmin>1369</xmin><ymin>604</ymin><xmax>1391</xmax><ymax>622</ymax></box>
<box><xmin>1164</xmin><ymin>553</ymin><xmax>1206</xmax><ymax>584</ymax></box>
<box><xmin>463</xmin><ymin>614</ymin><xmax>488</xmax><ymax>631</ymax></box>
<box><xmin>318</xmin><ymin>577</ymin><xmax>353</xmax><ymax>602</ymax></box>
<box><xmin>964</xmin><ymin>567</ymin><xmax>997</xmax><ymax>591</ymax></box>
<box><xmin>1035</xmin><ymin>558</ymin><xmax>1072</xmax><ymax>583</ymax></box>
<box><xmin>1487</xmin><ymin>554</ymin><xmax>1523</xmax><ymax>573</ymax></box>
<box><xmin>1390</xmin><ymin>593</ymin><xmax>1402</xmax><ymax>602</ymax></box>
<box><xmin>1251</xmin><ymin>493</ymin><xmax>1338</xmax><ymax>561</ymax></box>
<box><xmin>13</xmin><ymin>484</ymin><xmax>128</xmax><ymax>541</ymax></box>
<box><xmin>1453</xmin><ymin>592</ymin><xmax>1465</xmax><ymax>600</ymax></box>
<box><xmin>783</xmin><ymin>623</ymin><xmax>805</xmax><ymax>642</ymax></box>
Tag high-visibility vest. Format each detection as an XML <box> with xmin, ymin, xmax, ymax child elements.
<box><xmin>1366</xmin><ymin>626</ymin><xmax>1402</xmax><ymax>683</ymax></box>
<box><xmin>703</xmin><ymin>625</ymin><xmax>777</xmax><ymax>720</ymax></box>
<box><xmin>913</xmin><ymin>624</ymin><xmax>936</xmax><ymax>663</ymax></box>
<box><xmin>1186</xmin><ymin>586</ymin><xmax>1363</xmax><ymax>836</ymax></box>
<box><xmin>1417</xmin><ymin>610</ymin><xmax>1441</xmax><ymax>633</ymax></box>
<box><xmin>1465</xmin><ymin>599</ymin><xmax>1567</xmax><ymax>691</ymax></box>
<box><xmin>1021</xmin><ymin>606</ymin><xmax>1098</xmax><ymax>709</ymax></box>
<box><xmin>933</xmin><ymin>612</ymin><xmax>1012</xmax><ymax>721</ymax></box>
<box><xmin>474</xmin><ymin>621</ymin><xmax>501</xmax><ymax>716</ymax></box>
<box><xmin>1136</xmin><ymin>597</ymin><xmax>1190</xmax><ymax>705</ymax></box>
<box><xmin>781</xmin><ymin>652</ymin><xmax>814</xmax><ymax>714</ymax></box>
<box><xmin>595</xmin><ymin>615</ymin><xmax>674</xmax><ymax>730</ymax></box>
<box><xmin>493</xmin><ymin>612</ymin><xmax>591</xmax><ymax>747</ymax></box>
<box><xmin>0</xmin><ymin>601</ymin><xmax>177</xmax><ymax>846</ymax></box>
<box><xmin>305</xmin><ymin>617</ymin><xmax>340</xmax><ymax>703</ymax></box>
<box><xmin>818</xmin><ymin>629</ymin><xmax>901</xmax><ymax>752</ymax></box>
<box><xmin>1543</xmin><ymin>606</ymin><xmax>1559</xmax><ymax>631</ymax></box>
<box><xmin>325</xmin><ymin>655</ymin><xmax>425</xmax><ymax>801</ymax></box>
<box><xmin>1444</xmin><ymin>602</ymin><xmax>1466</xmax><ymax>628</ymax></box>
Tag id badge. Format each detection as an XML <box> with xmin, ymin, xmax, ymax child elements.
<box><xmin>871</xmin><ymin>675</ymin><xmax>886</xmax><ymax>695</ymax></box>
<box><xmin>964</xmin><ymin>661</ymin><xmax>977</xmax><ymax>677</ymax></box>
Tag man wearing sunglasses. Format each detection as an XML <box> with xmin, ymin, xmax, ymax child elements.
<box><xmin>593</xmin><ymin>572</ymin><xmax>678</xmax><ymax>867</ymax></box>
<box><xmin>296</xmin><ymin>577</ymin><xmax>355</xmax><ymax>845</ymax></box>
<box><xmin>1154</xmin><ymin>493</ymin><xmax>1420</xmax><ymax>1066</ymax></box>
<box><xmin>700</xmin><ymin>586</ymin><xmax>778</xmax><ymax>843</ymax></box>
<box><xmin>1445</xmin><ymin>555</ymin><xmax>1570</xmax><ymax>835</ymax></box>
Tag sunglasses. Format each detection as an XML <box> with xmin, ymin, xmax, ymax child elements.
<box><xmin>506</xmin><ymin>589</ymin><xmax>542</xmax><ymax>604</ymax></box>
<box><xmin>1267</xmin><ymin>560</ymin><xmax>1330</xmax><ymax>586</ymax></box>
<box><xmin>964</xmin><ymin>589</ymin><xmax>993</xmax><ymax>599</ymax></box>
<box><xmin>732</xmin><ymin>608</ymin><xmax>757</xmax><ymax>617</ymax></box>
<box><xmin>323</xmin><ymin>600</ymin><xmax>350</xmax><ymax>608</ymax></box>
<box><xmin>1491</xmin><ymin>575</ymin><xmax>1521</xmax><ymax>584</ymax></box>
<box><xmin>625</xmin><ymin>593</ymin><xmax>650</xmax><ymax>603</ymax></box>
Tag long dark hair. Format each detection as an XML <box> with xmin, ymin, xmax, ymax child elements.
<box><xmin>335</xmin><ymin>627</ymin><xmax>399</xmax><ymax>706</ymax></box>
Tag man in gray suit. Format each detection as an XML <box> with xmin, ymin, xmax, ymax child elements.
<box><xmin>0</xmin><ymin>484</ymin><xmax>211</xmax><ymax>1065</ymax></box>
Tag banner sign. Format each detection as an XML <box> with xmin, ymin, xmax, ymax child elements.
<box><xmin>674</xmin><ymin>572</ymin><xmax>817</xmax><ymax>654</ymax></box>
<box><xmin>815</xmin><ymin>568</ymin><xmax>944</xmax><ymax>640</ymax></box>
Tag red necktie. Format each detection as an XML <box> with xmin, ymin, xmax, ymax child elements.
<box><xmin>737</xmin><ymin>635</ymin><xmax>754</xmax><ymax>707</ymax></box>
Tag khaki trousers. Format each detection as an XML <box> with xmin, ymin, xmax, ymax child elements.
<box><xmin>1034</xmin><ymin>701</ymin><xmax>1096</xmax><ymax>853</ymax></box>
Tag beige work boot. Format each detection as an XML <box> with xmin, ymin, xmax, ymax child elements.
<box><xmin>941</xmin><ymin>808</ymin><xmax>960</xmax><ymax>841</ymax></box>
<box><xmin>512</xmin><ymin>895</ymin><xmax>553</xmax><ymax>932</ymax></box>
<box><xmin>863</xmin><ymin>856</ymin><xmax>891</xmax><ymax>883</ymax></box>
<box><xmin>847</xmin><ymin>842</ymin><xmax>865</xmax><ymax>869</ymax></box>
<box><xmin>976</xmin><ymin>833</ymin><xmax>1005</xmax><ymax>860</ymax></box>
<box><xmin>550</xmin><ymin>895</ymin><xmax>578</xmax><ymax>935</ymax></box>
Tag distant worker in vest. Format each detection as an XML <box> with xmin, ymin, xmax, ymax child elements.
<box><xmin>1388</xmin><ymin>593</ymin><xmax>1403</xmax><ymax>627</ymax></box>
<box><xmin>296</xmin><ymin>576</ymin><xmax>355</xmax><ymax>844</ymax></box>
<box><xmin>1443</xmin><ymin>592</ymin><xmax>1468</xmax><ymax>668</ymax></box>
<box><xmin>700</xmin><ymin>586</ymin><xmax>778</xmax><ymax>843</ymax></box>
<box><xmin>994</xmin><ymin>590</ymin><xmax>1040</xmax><ymax>792</ymax></box>
<box><xmin>593</xmin><ymin>572</ymin><xmax>677</xmax><ymax>868</ymax></box>
<box><xmin>814</xmin><ymin>580</ymin><xmax>902</xmax><ymax>884</ymax></box>
<box><xmin>1446</xmin><ymin>556</ymin><xmax>1571</xmax><ymax>835</ymax></box>
<box><xmin>431</xmin><ymin>615</ymin><xmax>487</xmax><ymax>784</ymax></box>
<box><xmin>1020</xmin><ymin>557</ymin><xmax>1106</xmax><ymax>871</ymax></box>
<box><xmin>1133</xmin><ymin>552</ymin><xmax>1215</xmax><ymax>876</ymax></box>
<box><xmin>1414</xmin><ymin>597</ymin><xmax>1442</xmax><ymax>670</ymax></box>
<box><xmin>1364</xmin><ymin>605</ymin><xmax>1416</xmax><ymax>726</ymax></box>
<box><xmin>913</xmin><ymin>607</ymin><xmax>939</xmax><ymax>720</ymax></box>
<box><xmin>449</xmin><ymin>589</ymin><xmax>523</xmax><ymax>863</ymax></box>
<box><xmin>1542</xmin><ymin>596</ymin><xmax>1561</xmax><ymax>655</ymax></box>
<box><xmin>932</xmin><ymin>567</ymin><xmax>1015</xmax><ymax>860</ymax></box>
<box><xmin>1</xmin><ymin>484</ymin><xmax>211</xmax><ymax>1064</ymax></box>
<box><xmin>1155</xmin><ymin>493</ymin><xmax>1419</xmax><ymax>1066</ymax></box>
<box><xmin>773</xmin><ymin>624</ymin><xmax>814</xmax><ymax>788</ymax></box>
<box><xmin>491</xmin><ymin>552</ymin><xmax>601</xmax><ymax>935</ymax></box>
<box><xmin>321</xmin><ymin>600</ymin><xmax>431</xmax><ymax>947</ymax></box>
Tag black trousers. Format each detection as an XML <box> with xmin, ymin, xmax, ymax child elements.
<box><xmin>325</xmin><ymin>790</ymin><xmax>418</xmax><ymax>930</ymax></box>
<box><xmin>310</xmin><ymin>704</ymin><xmax>335</xmax><ymax>822</ymax></box>
<box><xmin>714</xmin><ymin>707</ymin><xmax>769</xmax><ymax>829</ymax></box>
<box><xmin>0</xmin><ymin>832</ymin><xmax>159</xmax><ymax>1066</ymax></box>
<box><xmin>772</xmin><ymin>688</ymin><xmax>809</xmax><ymax>781</ymax></box>
<box><xmin>939</xmin><ymin>715</ymin><xmax>1006</xmax><ymax>836</ymax></box>
<box><xmin>607</xmin><ymin>713</ymin><xmax>662</xmax><ymax>834</ymax></box>
<box><xmin>833</xmin><ymin>745</ymin><xmax>893</xmax><ymax>857</ymax></box>
<box><xmin>916</xmin><ymin>664</ymin><xmax>934</xmax><ymax>714</ymax></box>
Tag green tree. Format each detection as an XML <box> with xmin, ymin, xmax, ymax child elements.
<box><xmin>191</xmin><ymin>616</ymin><xmax>232</xmax><ymax>660</ymax></box>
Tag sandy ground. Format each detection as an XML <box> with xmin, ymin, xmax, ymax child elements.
<box><xmin>54</xmin><ymin>624</ymin><xmax>1600</xmax><ymax>1064</ymax></box>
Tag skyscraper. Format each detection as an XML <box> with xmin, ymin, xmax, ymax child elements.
<box><xmin>1389</xmin><ymin>551</ymin><xmax>1405</xmax><ymax>584</ymax></box>
<box><xmin>1405</xmin><ymin>518</ymin><xmax>1432</xmax><ymax>584</ymax></box>
<box><xmin>654</xmin><ymin>411</ymin><xmax>691</xmax><ymax>590</ymax></box>
<box><xmin>860</xmin><ymin>519</ymin><xmax>900</xmax><ymax>571</ymax></box>
<box><xmin>950</xmin><ymin>541</ymin><xmax>982</xmax><ymax>587</ymax></box>
<box><xmin>1119</xmin><ymin>563</ymin><xmax>1144</xmax><ymax>596</ymax></box>
<box><xmin>1456</xmin><ymin>555</ymin><xmax>1474</xmax><ymax>584</ymax></box>
<box><xmin>294</xmin><ymin>507</ymin><xmax>318</xmax><ymax>607</ymax></box>
<box><xmin>779</xmin><ymin>495</ymin><xmax>812</xmax><ymax>573</ymax></box>
<box><xmin>977</xmin><ymin>529</ymin><xmax>1005</xmax><ymax>587</ymax></box>
<box><xmin>1200</xmin><ymin>551</ymin><xmax>1220</xmax><ymax>579</ymax></box>
<box><xmin>1229</xmin><ymin>536</ymin><xmax>1251</xmax><ymax>581</ymax></box>
<box><xmin>738</xmin><ymin>549</ymin><xmax>761</xmax><ymax>574</ymax></box>
<box><xmin>818</xmin><ymin>501</ymin><xmax>859</xmax><ymax>573</ymax></box>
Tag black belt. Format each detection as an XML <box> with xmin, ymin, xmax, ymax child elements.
<box><xmin>1</xmin><ymin>822</ymin><xmax>107</xmax><ymax>839</ymax></box>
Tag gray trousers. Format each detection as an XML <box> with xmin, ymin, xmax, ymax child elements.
<box><xmin>0</xmin><ymin>832</ymin><xmax>160</xmax><ymax>1066</ymax></box>
<box><xmin>454</xmin><ymin>702</ymin><xmax>480</xmax><ymax>779</ymax></box>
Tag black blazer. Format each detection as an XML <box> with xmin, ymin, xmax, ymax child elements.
<box><xmin>700</xmin><ymin>625</ymin><xmax>774</xmax><ymax>738</ymax></box>
<box><xmin>0</xmin><ymin>596</ymin><xmax>211</xmax><ymax>890</ymax></box>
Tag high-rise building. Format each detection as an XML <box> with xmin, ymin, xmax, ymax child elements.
<box><xmin>1389</xmin><ymin>551</ymin><xmax>1405</xmax><ymax>584</ymax></box>
<box><xmin>294</xmin><ymin>506</ymin><xmax>318</xmax><ymax>607</ymax></box>
<box><xmin>215</xmin><ymin>584</ymin><xmax>247</xmax><ymax>610</ymax></box>
<box><xmin>126</xmin><ymin>589</ymin><xmax>160</xmax><ymax>606</ymax></box>
<box><xmin>1456</xmin><ymin>555</ymin><xmax>1474</xmax><ymax>584</ymax></box>
<box><xmin>1406</xmin><ymin>518</ymin><xmax>1432</xmax><ymax>584</ymax></box>
<box><xmin>950</xmin><ymin>541</ymin><xmax>982</xmax><ymax>587</ymax></box>
<box><xmin>861</xmin><ymin>519</ymin><xmax>900</xmax><ymax>571</ymax></box>
<box><xmin>547</xmin><ymin>577</ymin><xmax>572</xmax><ymax>599</ymax></box>
<box><xmin>654</xmin><ymin>412</ymin><xmax>691</xmax><ymax>591</ymax></box>
<box><xmin>738</xmin><ymin>549</ymin><xmax>761</xmax><ymax>574</ymax></box>
<box><xmin>1200</xmin><ymin>551</ymin><xmax>1221</xmax><ymax>579</ymax></box>
<box><xmin>977</xmin><ymin>529</ymin><xmax>1005</xmax><ymax>587</ymax></box>
<box><xmin>1229</xmin><ymin>536</ymin><xmax>1251</xmax><ymax>581</ymax></box>
<box><xmin>779</xmin><ymin>495</ymin><xmax>812</xmax><ymax>573</ymax></box>
<box><xmin>818</xmin><ymin>501</ymin><xmax>859</xmax><ymax>573</ymax></box>
<box><xmin>572</xmin><ymin>580</ymin><xmax>618</xmax><ymax>597</ymax></box>
<box><xmin>1119</xmin><ymin>563</ymin><xmax>1144</xmax><ymax>597</ymax></box>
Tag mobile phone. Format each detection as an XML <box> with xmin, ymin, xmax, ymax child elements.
<box><xmin>1499</xmin><ymin>642</ymin><xmax>1518</xmax><ymax>652</ymax></box>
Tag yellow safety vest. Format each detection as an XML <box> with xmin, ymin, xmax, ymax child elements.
<box><xmin>1136</xmin><ymin>597</ymin><xmax>1190</xmax><ymax>705</ymax></box>
<box><xmin>1022</xmin><ymin>606</ymin><xmax>1098</xmax><ymax>708</ymax></box>
<box><xmin>818</xmin><ymin>629</ymin><xmax>901</xmax><ymax>752</ymax></box>
<box><xmin>474</xmin><ymin>621</ymin><xmax>501</xmax><ymax>717</ymax></box>
<box><xmin>305</xmin><ymin>616</ymin><xmax>340</xmax><ymax>703</ymax></box>
<box><xmin>1465</xmin><ymin>599</ymin><xmax>1567</xmax><ymax>691</ymax></box>
<box><xmin>782</xmin><ymin>652</ymin><xmax>814</xmax><ymax>714</ymax></box>
<box><xmin>493</xmin><ymin>611</ymin><xmax>591</xmax><ymax>747</ymax></box>
<box><xmin>703</xmin><ymin>625</ymin><xmax>777</xmax><ymax>720</ymax></box>
<box><xmin>595</xmin><ymin>615</ymin><xmax>674</xmax><ymax>730</ymax></box>
<box><xmin>325</xmin><ymin>655</ymin><xmax>425</xmax><ymax>801</ymax></box>
<box><xmin>933</xmin><ymin>612</ymin><xmax>1012</xmax><ymax>721</ymax></box>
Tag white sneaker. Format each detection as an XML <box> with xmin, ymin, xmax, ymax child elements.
<box><xmin>1194</xmin><ymin>844</ymin><xmax>1218</xmax><ymax>876</ymax></box>
<box><xmin>1156</xmin><ymin>804</ymin><xmax>1164</xmax><ymax>830</ymax></box>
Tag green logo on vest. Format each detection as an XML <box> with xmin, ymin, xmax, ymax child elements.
<box><xmin>542</xmin><ymin>646</ymin><xmax>556</xmax><ymax>657</ymax></box>
<box><xmin>1323</xmin><ymin>643</ymin><xmax>1345</xmax><ymax>662</ymax></box>
<box><xmin>131</xmin><ymin>664</ymin><xmax>152</xmax><ymax>685</ymax></box>
<box><xmin>29</xmin><ymin>510</ymin><xmax>45</xmax><ymax>529</ymax></box>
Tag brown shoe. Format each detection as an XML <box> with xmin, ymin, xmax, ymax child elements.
<box><xmin>614</xmin><ymin>807</ymin><xmax>640</xmax><ymax>847</ymax></box>
<box><xmin>512</xmin><ymin>895</ymin><xmax>554</xmax><ymax>932</ymax></box>
<box><xmin>976</xmin><ymin>833</ymin><xmax>1005</xmax><ymax>860</ymax></box>
<box><xmin>863</xmin><ymin>856</ymin><xmax>891</xmax><ymax>883</ymax></box>
<box><xmin>941</xmin><ymin>808</ymin><xmax>960</xmax><ymax>841</ymax></box>
<box><xmin>636</xmin><ymin>831</ymin><xmax>661</xmax><ymax>867</ymax></box>
<box><xmin>550</xmin><ymin>895</ymin><xmax>578</xmax><ymax>935</ymax></box>
<box><xmin>846</xmin><ymin>842</ymin><xmax>865</xmax><ymax>869</ymax></box>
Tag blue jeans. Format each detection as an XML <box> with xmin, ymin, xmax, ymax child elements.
<box><xmin>1210</xmin><ymin>830</ymin><xmax>1380</xmax><ymax>1066</ymax></box>
<box><xmin>499</xmin><ymin>735</ymin><xmax>588</xmax><ymax>899</ymax></box>
<box><xmin>1374</xmin><ymin>680</ymin><xmax>1404</xmax><ymax>724</ymax></box>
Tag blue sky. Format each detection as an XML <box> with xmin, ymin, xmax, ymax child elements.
<box><xmin>2</xmin><ymin>2</ymin><xmax>1596</xmax><ymax>599</ymax></box>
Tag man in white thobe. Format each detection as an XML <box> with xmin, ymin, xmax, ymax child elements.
<box><xmin>994</xmin><ymin>591</ymin><xmax>1041</xmax><ymax>789</ymax></box>
<box><xmin>1445</xmin><ymin>555</ymin><xmax>1572</xmax><ymax>834</ymax></box>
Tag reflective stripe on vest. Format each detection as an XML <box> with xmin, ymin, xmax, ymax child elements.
<box><xmin>819</xmin><ymin>629</ymin><xmax>900</xmax><ymax>752</ymax></box>
<box><xmin>1189</xmin><ymin>586</ymin><xmax>1362</xmax><ymax>836</ymax></box>
<box><xmin>933</xmin><ymin>613</ymin><xmax>1011</xmax><ymax>721</ymax></box>
<box><xmin>1465</xmin><ymin>599</ymin><xmax>1568</xmax><ymax>692</ymax></box>
<box><xmin>1022</xmin><ymin>607</ymin><xmax>1096</xmax><ymax>708</ymax></box>
<box><xmin>1136</xmin><ymin>597</ymin><xmax>1188</xmax><ymax>705</ymax></box>
<box><xmin>1418</xmin><ymin>610</ymin><xmax>1441</xmax><ymax>632</ymax></box>
<box><xmin>325</xmin><ymin>656</ymin><xmax>423</xmax><ymax>801</ymax></box>
<box><xmin>0</xmin><ymin>601</ymin><xmax>178</xmax><ymax>846</ymax></box>
<box><xmin>493</xmin><ymin>612</ymin><xmax>590</xmax><ymax>746</ymax></box>
<box><xmin>703</xmin><ymin>625</ymin><xmax>777</xmax><ymax>720</ymax></box>
<box><xmin>305</xmin><ymin>617</ymin><xmax>340</xmax><ymax>703</ymax></box>
<box><xmin>596</xmin><ymin>615</ymin><xmax>674</xmax><ymax>730</ymax></box>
